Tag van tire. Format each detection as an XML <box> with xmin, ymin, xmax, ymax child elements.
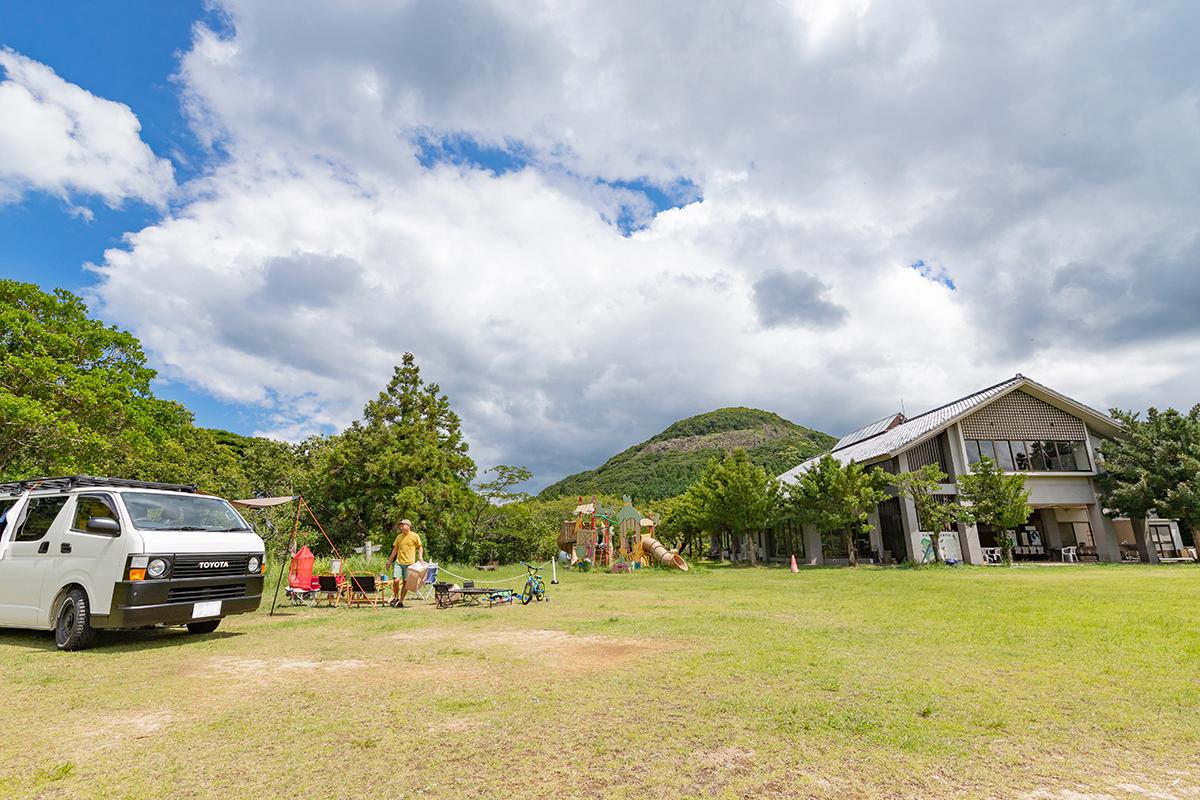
<box><xmin>186</xmin><ymin>620</ymin><xmax>221</xmax><ymax>635</ymax></box>
<box><xmin>55</xmin><ymin>589</ymin><xmax>97</xmax><ymax>651</ymax></box>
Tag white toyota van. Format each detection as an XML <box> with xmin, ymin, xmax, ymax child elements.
<box><xmin>0</xmin><ymin>476</ymin><xmax>266</xmax><ymax>650</ymax></box>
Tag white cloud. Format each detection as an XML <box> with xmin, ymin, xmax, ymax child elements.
<box><xmin>91</xmin><ymin>1</ymin><xmax>1200</xmax><ymax>487</ymax></box>
<box><xmin>0</xmin><ymin>48</ymin><xmax>174</xmax><ymax>209</ymax></box>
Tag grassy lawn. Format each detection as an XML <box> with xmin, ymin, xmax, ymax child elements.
<box><xmin>1</xmin><ymin>563</ymin><xmax>1198</xmax><ymax>799</ymax></box>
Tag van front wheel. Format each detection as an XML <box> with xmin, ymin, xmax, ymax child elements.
<box><xmin>186</xmin><ymin>620</ymin><xmax>221</xmax><ymax>635</ymax></box>
<box><xmin>55</xmin><ymin>589</ymin><xmax>97</xmax><ymax>651</ymax></box>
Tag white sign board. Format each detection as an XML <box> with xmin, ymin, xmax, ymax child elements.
<box><xmin>921</xmin><ymin>531</ymin><xmax>963</xmax><ymax>563</ymax></box>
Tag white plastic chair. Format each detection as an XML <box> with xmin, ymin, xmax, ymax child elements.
<box><xmin>1061</xmin><ymin>546</ymin><xmax>1077</xmax><ymax>563</ymax></box>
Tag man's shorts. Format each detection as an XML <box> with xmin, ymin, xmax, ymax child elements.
<box><xmin>393</xmin><ymin>563</ymin><xmax>411</xmax><ymax>580</ymax></box>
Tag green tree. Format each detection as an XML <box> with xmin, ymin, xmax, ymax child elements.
<box><xmin>0</xmin><ymin>280</ymin><xmax>177</xmax><ymax>479</ymax></box>
<box><xmin>688</xmin><ymin>449</ymin><xmax>780</xmax><ymax>565</ymax></box>
<box><xmin>1098</xmin><ymin>406</ymin><xmax>1200</xmax><ymax>558</ymax></box>
<box><xmin>464</xmin><ymin>465</ymin><xmax>533</xmax><ymax>562</ymax></box>
<box><xmin>654</xmin><ymin>492</ymin><xmax>705</xmax><ymax>556</ymax></box>
<box><xmin>787</xmin><ymin>455</ymin><xmax>889</xmax><ymax>567</ymax></box>
<box><xmin>891</xmin><ymin>464</ymin><xmax>966</xmax><ymax>564</ymax></box>
<box><xmin>479</xmin><ymin>496</ymin><xmax>564</xmax><ymax>564</ymax></box>
<box><xmin>302</xmin><ymin>353</ymin><xmax>477</xmax><ymax>556</ymax></box>
<box><xmin>956</xmin><ymin>457</ymin><xmax>1032</xmax><ymax>566</ymax></box>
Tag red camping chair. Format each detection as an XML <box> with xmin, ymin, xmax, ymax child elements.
<box><xmin>285</xmin><ymin>546</ymin><xmax>318</xmax><ymax>606</ymax></box>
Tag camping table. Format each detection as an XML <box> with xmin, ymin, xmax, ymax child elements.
<box><xmin>439</xmin><ymin>587</ymin><xmax>514</xmax><ymax>608</ymax></box>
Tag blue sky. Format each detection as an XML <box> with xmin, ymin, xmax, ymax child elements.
<box><xmin>0</xmin><ymin>2</ymin><xmax>264</xmax><ymax>430</ymax></box>
<box><xmin>3</xmin><ymin>1</ymin><xmax>1198</xmax><ymax>488</ymax></box>
<box><xmin>0</xmin><ymin>2</ymin><xmax>701</xmax><ymax>447</ymax></box>
<box><xmin>0</xmin><ymin>3</ymin><xmax>690</xmax><ymax>441</ymax></box>
<box><xmin>0</xmin><ymin>2</ymin><xmax>205</xmax><ymax>291</ymax></box>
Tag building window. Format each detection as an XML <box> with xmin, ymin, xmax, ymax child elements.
<box><xmin>1149</xmin><ymin>524</ymin><xmax>1176</xmax><ymax>559</ymax></box>
<box><xmin>1011</xmin><ymin>440</ymin><xmax>1030</xmax><ymax>470</ymax></box>
<box><xmin>964</xmin><ymin>440</ymin><xmax>1090</xmax><ymax>472</ymax></box>
<box><xmin>821</xmin><ymin>529</ymin><xmax>848</xmax><ymax>558</ymax></box>
<box><xmin>1072</xmin><ymin>441</ymin><xmax>1091</xmax><ymax>471</ymax></box>
<box><xmin>1073</xmin><ymin>521</ymin><xmax>1095</xmax><ymax>548</ymax></box>
<box><xmin>1028</xmin><ymin>441</ymin><xmax>1050</xmax><ymax>470</ymax></box>
<box><xmin>768</xmin><ymin>518</ymin><xmax>803</xmax><ymax>559</ymax></box>
<box><xmin>991</xmin><ymin>440</ymin><xmax>1016</xmax><ymax>471</ymax></box>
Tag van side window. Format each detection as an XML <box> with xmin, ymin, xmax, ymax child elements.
<box><xmin>0</xmin><ymin>499</ymin><xmax>16</xmax><ymax>537</ymax></box>
<box><xmin>73</xmin><ymin>495</ymin><xmax>119</xmax><ymax>532</ymax></box>
<box><xmin>15</xmin><ymin>496</ymin><xmax>69</xmax><ymax>542</ymax></box>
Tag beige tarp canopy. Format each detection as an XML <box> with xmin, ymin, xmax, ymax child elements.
<box><xmin>231</xmin><ymin>496</ymin><xmax>298</xmax><ymax>508</ymax></box>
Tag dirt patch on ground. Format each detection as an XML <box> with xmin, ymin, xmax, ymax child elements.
<box><xmin>1026</xmin><ymin>779</ymin><xmax>1200</xmax><ymax>799</ymax></box>
<box><xmin>686</xmin><ymin>746</ymin><xmax>758</xmax><ymax>798</ymax></box>
<box><xmin>72</xmin><ymin>710</ymin><xmax>175</xmax><ymax>757</ymax></box>
<box><xmin>193</xmin><ymin>656</ymin><xmax>368</xmax><ymax>687</ymax></box>
<box><xmin>94</xmin><ymin>709</ymin><xmax>174</xmax><ymax>737</ymax></box>
<box><xmin>443</xmin><ymin>717</ymin><xmax>485</xmax><ymax>733</ymax></box>
<box><xmin>392</xmin><ymin>627</ymin><xmax>662</xmax><ymax>670</ymax></box>
<box><xmin>697</xmin><ymin>746</ymin><xmax>756</xmax><ymax>773</ymax></box>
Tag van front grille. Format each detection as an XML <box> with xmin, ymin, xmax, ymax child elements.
<box><xmin>171</xmin><ymin>554</ymin><xmax>251</xmax><ymax>579</ymax></box>
<box><xmin>168</xmin><ymin>584</ymin><xmax>247</xmax><ymax>603</ymax></box>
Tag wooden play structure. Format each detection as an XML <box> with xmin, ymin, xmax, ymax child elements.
<box><xmin>557</xmin><ymin>495</ymin><xmax>688</xmax><ymax>572</ymax></box>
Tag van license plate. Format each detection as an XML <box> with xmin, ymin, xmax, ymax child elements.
<box><xmin>192</xmin><ymin>601</ymin><xmax>222</xmax><ymax>618</ymax></box>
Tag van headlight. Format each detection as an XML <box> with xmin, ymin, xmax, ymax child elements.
<box><xmin>248</xmin><ymin>555</ymin><xmax>261</xmax><ymax>573</ymax></box>
<box><xmin>147</xmin><ymin>558</ymin><xmax>169</xmax><ymax>579</ymax></box>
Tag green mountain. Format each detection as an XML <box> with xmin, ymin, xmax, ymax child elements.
<box><xmin>539</xmin><ymin>407</ymin><xmax>836</xmax><ymax>501</ymax></box>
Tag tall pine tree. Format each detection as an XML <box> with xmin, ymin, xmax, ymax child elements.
<box><xmin>306</xmin><ymin>353</ymin><xmax>477</xmax><ymax>557</ymax></box>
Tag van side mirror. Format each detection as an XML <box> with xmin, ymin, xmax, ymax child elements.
<box><xmin>86</xmin><ymin>516</ymin><xmax>121</xmax><ymax>535</ymax></box>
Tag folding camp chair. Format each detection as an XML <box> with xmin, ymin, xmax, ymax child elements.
<box><xmin>412</xmin><ymin>562</ymin><xmax>438</xmax><ymax>601</ymax></box>
<box><xmin>434</xmin><ymin>582</ymin><xmax>456</xmax><ymax>609</ymax></box>
<box><xmin>344</xmin><ymin>572</ymin><xmax>379</xmax><ymax>608</ymax></box>
<box><xmin>315</xmin><ymin>574</ymin><xmax>343</xmax><ymax>607</ymax></box>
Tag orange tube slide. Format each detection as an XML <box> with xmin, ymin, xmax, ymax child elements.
<box><xmin>640</xmin><ymin>534</ymin><xmax>688</xmax><ymax>571</ymax></box>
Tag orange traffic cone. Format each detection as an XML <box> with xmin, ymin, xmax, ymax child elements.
<box><xmin>790</xmin><ymin>553</ymin><xmax>799</xmax><ymax>573</ymax></box>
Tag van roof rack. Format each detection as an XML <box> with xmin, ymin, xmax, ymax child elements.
<box><xmin>0</xmin><ymin>475</ymin><xmax>199</xmax><ymax>495</ymax></box>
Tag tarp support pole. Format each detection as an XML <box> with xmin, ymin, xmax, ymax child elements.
<box><xmin>268</xmin><ymin>495</ymin><xmax>304</xmax><ymax>617</ymax></box>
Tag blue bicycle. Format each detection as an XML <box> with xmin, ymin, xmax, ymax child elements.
<box><xmin>517</xmin><ymin>561</ymin><xmax>548</xmax><ymax>605</ymax></box>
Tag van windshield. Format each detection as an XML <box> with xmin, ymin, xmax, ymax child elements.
<box><xmin>122</xmin><ymin>493</ymin><xmax>252</xmax><ymax>532</ymax></box>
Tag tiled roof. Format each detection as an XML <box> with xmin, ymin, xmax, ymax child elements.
<box><xmin>778</xmin><ymin>375</ymin><xmax>1027</xmax><ymax>483</ymax></box>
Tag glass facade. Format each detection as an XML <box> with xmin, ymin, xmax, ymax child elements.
<box><xmin>767</xmin><ymin>518</ymin><xmax>804</xmax><ymax>559</ymax></box>
<box><xmin>821</xmin><ymin>528</ymin><xmax>849</xmax><ymax>558</ymax></box>
<box><xmin>965</xmin><ymin>439</ymin><xmax>1090</xmax><ymax>471</ymax></box>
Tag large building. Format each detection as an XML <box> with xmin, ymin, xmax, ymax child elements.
<box><xmin>771</xmin><ymin>375</ymin><xmax>1186</xmax><ymax>565</ymax></box>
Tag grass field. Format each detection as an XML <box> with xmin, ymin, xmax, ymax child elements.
<box><xmin>1</xmin><ymin>563</ymin><xmax>1198</xmax><ymax>799</ymax></box>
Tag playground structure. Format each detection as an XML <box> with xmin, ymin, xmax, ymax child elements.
<box><xmin>557</xmin><ymin>495</ymin><xmax>688</xmax><ymax>572</ymax></box>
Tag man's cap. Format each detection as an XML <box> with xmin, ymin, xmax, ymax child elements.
<box><xmin>400</xmin><ymin>519</ymin><xmax>412</xmax><ymax>526</ymax></box>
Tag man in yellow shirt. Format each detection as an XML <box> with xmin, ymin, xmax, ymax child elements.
<box><xmin>386</xmin><ymin>518</ymin><xmax>423</xmax><ymax>607</ymax></box>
